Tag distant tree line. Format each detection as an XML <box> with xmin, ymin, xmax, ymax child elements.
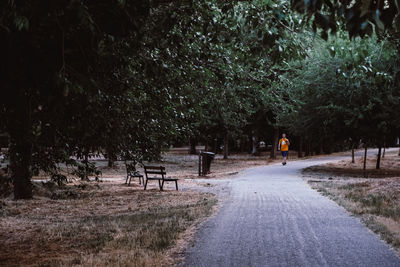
<box><xmin>274</xmin><ymin>34</ymin><xmax>400</xmax><ymax>171</ymax></box>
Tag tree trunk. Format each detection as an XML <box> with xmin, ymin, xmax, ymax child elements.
<box><xmin>213</xmin><ymin>137</ymin><xmax>218</xmax><ymax>154</ymax></box>
<box><xmin>376</xmin><ymin>146</ymin><xmax>382</xmax><ymax>169</ymax></box>
<box><xmin>317</xmin><ymin>141</ymin><xmax>323</xmax><ymax>155</ymax></box>
<box><xmin>363</xmin><ymin>146</ymin><xmax>368</xmax><ymax>178</ymax></box>
<box><xmin>9</xmin><ymin>137</ymin><xmax>33</xmax><ymax>199</ymax></box>
<box><xmin>298</xmin><ymin>137</ymin><xmax>303</xmax><ymax>158</ymax></box>
<box><xmin>240</xmin><ymin>136</ymin><xmax>248</xmax><ymax>153</ymax></box>
<box><xmin>270</xmin><ymin>128</ymin><xmax>279</xmax><ymax>159</ymax></box>
<box><xmin>9</xmin><ymin>99</ymin><xmax>33</xmax><ymax>199</ymax></box>
<box><xmin>107</xmin><ymin>158</ymin><xmax>114</xmax><ymax>168</ymax></box>
<box><xmin>305</xmin><ymin>139</ymin><xmax>310</xmax><ymax>157</ymax></box>
<box><xmin>223</xmin><ymin>133</ymin><xmax>228</xmax><ymax>159</ymax></box>
<box><xmin>189</xmin><ymin>138</ymin><xmax>197</xmax><ymax>154</ymax></box>
<box><xmin>251</xmin><ymin>135</ymin><xmax>259</xmax><ymax>156</ymax></box>
<box><xmin>248</xmin><ymin>135</ymin><xmax>253</xmax><ymax>154</ymax></box>
<box><xmin>382</xmin><ymin>137</ymin><xmax>386</xmax><ymax>158</ymax></box>
<box><xmin>351</xmin><ymin>144</ymin><xmax>355</xmax><ymax>163</ymax></box>
<box><xmin>251</xmin><ymin>136</ymin><xmax>256</xmax><ymax>155</ymax></box>
<box><xmin>83</xmin><ymin>153</ymin><xmax>89</xmax><ymax>180</ymax></box>
<box><xmin>106</xmin><ymin>147</ymin><xmax>117</xmax><ymax>168</ymax></box>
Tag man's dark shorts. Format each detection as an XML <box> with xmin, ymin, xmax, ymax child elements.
<box><xmin>281</xmin><ymin>151</ymin><xmax>288</xmax><ymax>157</ymax></box>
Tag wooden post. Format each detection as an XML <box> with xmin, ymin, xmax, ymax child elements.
<box><xmin>351</xmin><ymin>143</ymin><xmax>355</xmax><ymax>163</ymax></box>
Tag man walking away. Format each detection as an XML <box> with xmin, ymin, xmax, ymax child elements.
<box><xmin>278</xmin><ymin>133</ymin><xmax>290</xmax><ymax>165</ymax></box>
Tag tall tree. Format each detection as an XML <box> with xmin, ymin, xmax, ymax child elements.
<box><xmin>0</xmin><ymin>0</ymin><xmax>162</xmax><ymax>198</ymax></box>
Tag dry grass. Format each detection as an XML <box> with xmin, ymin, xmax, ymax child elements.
<box><xmin>305</xmin><ymin>151</ymin><xmax>400</xmax><ymax>178</ymax></box>
<box><xmin>303</xmin><ymin>151</ymin><xmax>400</xmax><ymax>255</ymax></box>
<box><xmin>0</xmin><ymin>181</ymin><xmax>217</xmax><ymax>267</ymax></box>
<box><xmin>1</xmin><ymin>149</ymin><xmax>289</xmax><ymax>267</ymax></box>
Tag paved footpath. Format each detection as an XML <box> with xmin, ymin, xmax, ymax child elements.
<box><xmin>182</xmin><ymin>153</ymin><xmax>400</xmax><ymax>267</ymax></box>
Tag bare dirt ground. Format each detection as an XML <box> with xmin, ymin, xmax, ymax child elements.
<box><xmin>303</xmin><ymin>150</ymin><xmax>400</xmax><ymax>255</ymax></box>
<box><xmin>0</xmin><ymin>149</ymin><xmax>291</xmax><ymax>267</ymax></box>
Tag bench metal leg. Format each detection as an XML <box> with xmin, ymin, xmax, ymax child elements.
<box><xmin>159</xmin><ymin>179</ymin><xmax>163</xmax><ymax>191</ymax></box>
<box><xmin>175</xmin><ymin>180</ymin><xmax>178</xmax><ymax>191</ymax></box>
<box><xmin>144</xmin><ymin>179</ymin><xmax>148</xmax><ymax>190</ymax></box>
<box><xmin>127</xmin><ymin>175</ymin><xmax>143</xmax><ymax>186</ymax></box>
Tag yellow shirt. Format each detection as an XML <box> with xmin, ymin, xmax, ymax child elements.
<box><xmin>279</xmin><ymin>138</ymin><xmax>289</xmax><ymax>151</ymax></box>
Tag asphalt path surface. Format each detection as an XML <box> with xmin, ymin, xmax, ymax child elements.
<box><xmin>182</xmin><ymin>150</ymin><xmax>400</xmax><ymax>267</ymax></box>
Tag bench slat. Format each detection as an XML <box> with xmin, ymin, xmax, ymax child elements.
<box><xmin>145</xmin><ymin>171</ymin><xmax>166</xmax><ymax>175</ymax></box>
<box><xmin>143</xmin><ymin>165</ymin><xmax>178</xmax><ymax>191</ymax></box>
<box><xmin>144</xmin><ymin>166</ymin><xmax>165</xmax><ymax>170</ymax></box>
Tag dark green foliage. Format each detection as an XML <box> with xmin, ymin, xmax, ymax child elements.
<box><xmin>292</xmin><ymin>0</ymin><xmax>400</xmax><ymax>39</ymax></box>
<box><xmin>50</xmin><ymin>173</ymin><xmax>67</xmax><ymax>187</ymax></box>
<box><xmin>1</xmin><ymin>0</ymin><xmax>399</xmax><ymax>198</ymax></box>
<box><xmin>72</xmin><ymin>161</ymin><xmax>102</xmax><ymax>181</ymax></box>
<box><xmin>0</xmin><ymin>0</ymin><xmax>167</xmax><ymax>198</ymax></box>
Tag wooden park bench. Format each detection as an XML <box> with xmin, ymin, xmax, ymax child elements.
<box><xmin>125</xmin><ymin>162</ymin><xmax>144</xmax><ymax>186</ymax></box>
<box><xmin>143</xmin><ymin>165</ymin><xmax>178</xmax><ymax>191</ymax></box>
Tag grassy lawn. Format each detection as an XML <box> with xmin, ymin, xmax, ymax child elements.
<box><xmin>303</xmin><ymin>151</ymin><xmax>400</xmax><ymax>255</ymax></box>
